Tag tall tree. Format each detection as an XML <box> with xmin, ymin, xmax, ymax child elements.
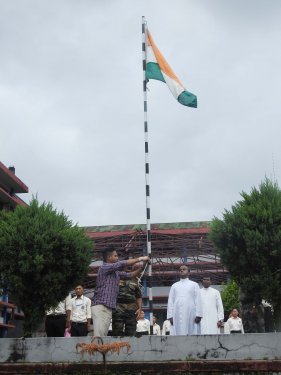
<box><xmin>210</xmin><ymin>178</ymin><xmax>281</xmax><ymax>331</ymax></box>
<box><xmin>0</xmin><ymin>198</ymin><xmax>93</xmax><ymax>336</ymax></box>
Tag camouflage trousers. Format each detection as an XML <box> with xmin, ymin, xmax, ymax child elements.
<box><xmin>112</xmin><ymin>307</ymin><xmax>137</xmax><ymax>336</ymax></box>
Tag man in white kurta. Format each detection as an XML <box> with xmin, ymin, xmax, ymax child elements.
<box><xmin>200</xmin><ymin>277</ymin><xmax>224</xmax><ymax>334</ymax></box>
<box><xmin>167</xmin><ymin>265</ymin><xmax>202</xmax><ymax>335</ymax></box>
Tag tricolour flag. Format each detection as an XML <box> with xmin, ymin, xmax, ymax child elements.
<box><xmin>146</xmin><ymin>30</ymin><xmax>197</xmax><ymax>108</ymax></box>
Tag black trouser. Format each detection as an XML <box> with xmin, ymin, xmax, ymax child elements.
<box><xmin>71</xmin><ymin>322</ymin><xmax>88</xmax><ymax>337</ymax></box>
<box><xmin>45</xmin><ymin>315</ymin><xmax>66</xmax><ymax>337</ymax></box>
<box><xmin>135</xmin><ymin>331</ymin><xmax>149</xmax><ymax>337</ymax></box>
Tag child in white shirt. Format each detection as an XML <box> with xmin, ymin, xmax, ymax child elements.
<box><xmin>226</xmin><ymin>308</ymin><xmax>244</xmax><ymax>334</ymax></box>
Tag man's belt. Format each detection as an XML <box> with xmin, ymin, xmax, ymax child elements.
<box><xmin>46</xmin><ymin>314</ymin><xmax>66</xmax><ymax>319</ymax></box>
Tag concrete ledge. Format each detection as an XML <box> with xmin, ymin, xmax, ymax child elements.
<box><xmin>1</xmin><ymin>333</ymin><xmax>281</xmax><ymax>373</ymax></box>
<box><xmin>1</xmin><ymin>360</ymin><xmax>281</xmax><ymax>374</ymax></box>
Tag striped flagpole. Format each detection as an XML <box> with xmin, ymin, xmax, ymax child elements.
<box><xmin>142</xmin><ymin>16</ymin><xmax>153</xmax><ymax>335</ymax></box>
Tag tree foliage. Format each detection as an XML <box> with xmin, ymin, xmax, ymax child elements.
<box><xmin>0</xmin><ymin>198</ymin><xmax>93</xmax><ymax>336</ymax></box>
<box><xmin>210</xmin><ymin>178</ymin><xmax>281</xmax><ymax>330</ymax></box>
<box><xmin>220</xmin><ymin>279</ymin><xmax>240</xmax><ymax>318</ymax></box>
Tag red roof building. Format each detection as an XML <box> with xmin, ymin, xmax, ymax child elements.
<box><xmin>0</xmin><ymin>162</ymin><xmax>28</xmax><ymax>210</ymax></box>
<box><xmin>0</xmin><ymin>161</ymin><xmax>28</xmax><ymax>337</ymax></box>
<box><xmin>85</xmin><ymin>222</ymin><xmax>228</xmax><ymax>286</ymax></box>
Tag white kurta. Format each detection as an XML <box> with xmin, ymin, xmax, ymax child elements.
<box><xmin>200</xmin><ymin>287</ymin><xmax>224</xmax><ymax>334</ymax></box>
<box><xmin>167</xmin><ymin>278</ymin><xmax>202</xmax><ymax>335</ymax></box>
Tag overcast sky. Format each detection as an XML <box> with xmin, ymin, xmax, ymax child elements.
<box><xmin>1</xmin><ymin>0</ymin><xmax>281</xmax><ymax>227</ymax></box>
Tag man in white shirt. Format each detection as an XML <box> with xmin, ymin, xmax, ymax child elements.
<box><xmin>162</xmin><ymin>319</ymin><xmax>171</xmax><ymax>335</ymax></box>
<box><xmin>167</xmin><ymin>265</ymin><xmax>202</xmax><ymax>335</ymax></box>
<box><xmin>200</xmin><ymin>277</ymin><xmax>224</xmax><ymax>334</ymax></box>
<box><xmin>70</xmin><ymin>285</ymin><xmax>91</xmax><ymax>337</ymax></box>
<box><xmin>136</xmin><ymin>310</ymin><xmax>150</xmax><ymax>336</ymax></box>
<box><xmin>45</xmin><ymin>294</ymin><xmax>71</xmax><ymax>337</ymax></box>
<box><xmin>152</xmin><ymin>315</ymin><xmax>161</xmax><ymax>335</ymax></box>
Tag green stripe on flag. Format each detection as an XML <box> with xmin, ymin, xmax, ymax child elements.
<box><xmin>178</xmin><ymin>90</ymin><xmax>197</xmax><ymax>108</ymax></box>
<box><xmin>146</xmin><ymin>62</ymin><xmax>165</xmax><ymax>83</ymax></box>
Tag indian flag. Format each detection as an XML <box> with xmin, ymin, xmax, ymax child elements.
<box><xmin>146</xmin><ymin>30</ymin><xmax>197</xmax><ymax>108</ymax></box>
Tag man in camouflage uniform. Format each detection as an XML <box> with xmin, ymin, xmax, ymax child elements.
<box><xmin>112</xmin><ymin>277</ymin><xmax>142</xmax><ymax>336</ymax></box>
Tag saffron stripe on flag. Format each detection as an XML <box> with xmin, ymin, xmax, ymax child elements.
<box><xmin>145</xmin><ymin>30</ymin><xmax>197</xmax><ymax>108</ymax></box>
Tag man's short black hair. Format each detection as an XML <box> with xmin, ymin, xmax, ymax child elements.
<box><xmin>202</xmin><ymin>276</ymin><xmax>211</xmax><ymax>281</ymax></box>
<box><xmin>102</xmin><ymin>245</ymin><xmax>116</xmax><ymax>262</ymax></box>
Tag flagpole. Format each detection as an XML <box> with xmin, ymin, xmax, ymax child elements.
<box><xmin>142</xmin><ymin>16</ymin><xmax>153</xmax><ymax>335</ymax></box>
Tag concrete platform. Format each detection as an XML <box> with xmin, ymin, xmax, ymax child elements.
<box><xmin>1</xmin><ymin>333</ymin><xmax>281</xmax><ymax>373</ymax></box>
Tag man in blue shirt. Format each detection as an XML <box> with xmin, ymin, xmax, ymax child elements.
<box><xmin>91</xmin><ymin>245</ymin><xmax>149</xmax><ymax>337</ymax></box>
